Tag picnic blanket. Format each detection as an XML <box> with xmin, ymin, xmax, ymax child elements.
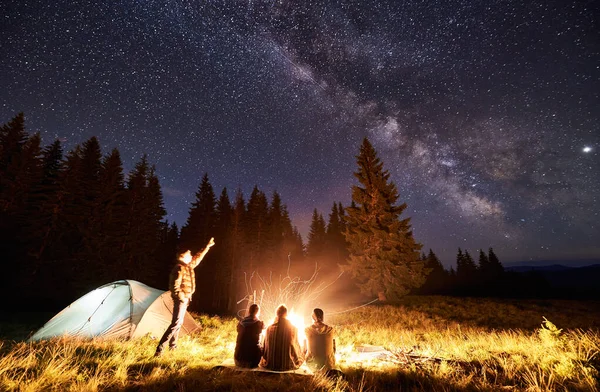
<box><xmin>216</xmin><ymin>358</ymin><xmax>314</xmax><ymax>375</ymax></box>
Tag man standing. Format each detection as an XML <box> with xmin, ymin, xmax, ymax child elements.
<box><xmin>155</xmin><ymin>237</ymin><xmax>215</xmax><ymax>357</ymax></box>
<box><xmin>259</xmin><ymin>304</ymin><xmax>304</xmax><ymax>371</ymax></box>
<box><xmin>234</xmin><ymin>303</ymin><xmax>265</xmax><ymax>368</ymax></box>
<box><xmin>305</xmin><ymin>308</ymin><xmax>336</xmax><ymax>370</ymax></box>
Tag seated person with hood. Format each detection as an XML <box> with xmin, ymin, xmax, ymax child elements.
<box><xmin>304</xmin><ymin>308</ymin><xmax>336</xmax><ymax>370</ymax></box>
<box><xmin>259</xmin><ymin>304</ymin><xmax>304</xmax><ymax>371</ymax></box>
<box><xmin>234</xmin><ymin>303</ymin><xmax>265</xmax><ymax>368</ymax></box>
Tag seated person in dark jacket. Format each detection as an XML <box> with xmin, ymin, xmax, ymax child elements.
<box><xmin>234</xmin><ymin>303</ymin><xmax>265</xmax><ymax>368</ymax></box>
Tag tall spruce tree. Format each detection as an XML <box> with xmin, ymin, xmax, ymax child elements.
<box><xmin>266</xmin><ymin>191</ymin><xmax>286</xmax><ymax>266</ymax></box>
<box><xmin>488</xmin><ymin>248</ymin><xmax>504</xmax><ymax>277</ymax></box>
<box><xmin>26</xmin><ymin>140</ymin><xmax>63</xmax><ymax>263</ymax></box>
<box><xmin>281</xmin><ymin>204</ymin><xmax>301</xmax><ymax>263</ymax></box>
<box><xmin>419</xmin><ymin>249</ymin><xmax>448</xmax><ymax>294</ymax></box>
<box><xmin>245</xmin><ymin>186</ymin><xmax>269</xmax><ymax>272</ymax></box>
<box><xmin>180</xmin><ymin>173</ymin><xmax>217</xmax><ymax>312</ymax></box>
<box><xmin>456</xmin><ymin>248</ymin><xmax>478</xmax><ymax>292</ymax></box>
<box><xmin>96</xmin><ymin>148</ymin><xmax>128</xmax><ymax>283</ymax></box>
<box><xmin>120</xmin><ymin>157</ymin><xmax>167</xmax><ymax>288</ymax></box>
<box><xmin>0</xmin><ymin>114</ymin><xmax>43</xmax><ymax>299</ymax></box>
<box><xmin>227</xmin><ymin>189</ymin><xmax>246</xmax><ymax>312</ymax></box>
<box><xmin>307</xmin><ymin>208</ymin><xmax>327</xmax><ymax>260</ymax></box>
<box><xmin>180</xmin><ymin>173</ymin><xmax>217</xmax><ymax>253</ymax></box>
<box><xmin>343</xmin><ymin>138</ymin><xmax>425</xmax><ymax>301</ymax></box>
<box><xmin>155</xmin><ymin>222</ymin><xmax>179</xmax><ymax>290</ymax></box>
<box><xmin>325</xmin><ymin>202</ymin><xmax>348</xmax><ymax>273</ymax></box>
<box><xmin>213</xmin><ymin>187</ymin><xmax>233</xmax><ymax>311</ymax></box>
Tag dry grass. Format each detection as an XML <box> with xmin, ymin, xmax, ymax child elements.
<box><xmin>1</xmin><ymin>297</ymin><xmax>599</xmax><ymax>391</ymax></box>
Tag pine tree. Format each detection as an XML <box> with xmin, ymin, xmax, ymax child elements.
<box><xmin>155</xmin><ymin>222</ymin><xmax>179</xmax><ymax>290</ymax></box>
<box><xmin>77</xmin><ymin>137</ymin><xmax>105</xmax><ymax>285</ymax></box>
<box><xmin>281</xmin><ymin>205</ymin><xmax>301</xmax><ymax>263</ymax></box>
<box><xmin>96</xmin><ymin>148</ymin><xmax>128</xmax><ymax>283</ymax></box>
<box><xmin>50</xmin><ymin>145</ymin><xmax>88</xmax><ymax>301</ymax></box>
<box><xmin>141</xmin><ymin>166</ymin><xmax>167</xmax><ymax>287</ymax></box>
<box><xmin>456</xmin><ymin>248</ymin><xmax>478</xmax><ymax>293</ymax></box>
<box><xmin>0</xmin><ymin>114</ymin><xmax>43</xmax><ymax>300</ymax></box>
<box><xmin>213</xmin><ymin>187</ymin><xmax>233</xmax><ymax>311</ymax></box>
<box><xmin>120</xmin><ymin>157</ymin><xmax>167</xmax><ymax>288</ymax></box>
<box><xmin>267</xmin><ymin>191</ymin><xmax>286</xmax><ymax>266</ymax></box>
<box><xmin>343</xmin><ymin>138</ymin><xmax>425</xmax><ymax>301</ymax></box>
<box><xmin>245</xmin><ymin>186</ymin><xmax>269</xmax><ymax>273</ymax></box>
<box><xmin>227</xmin><ymin>189</ymin><xmax>246</xmax><ymax>313</ymax></box>
<box><xmin>0</xmin><ymin>113</ymin><xmax>28</xmax><ymax>175</ymax></box>
<box><xmin>419</xmin><ymin>249</ymin><xmax>448</xmax><ymax>294</ymax></box>
<box><xmin>20</xmin><ymin>139</ymin><xmax>63</xmax><ymax>299</ymax></box>
<box><xmin>307</xmin><ymin>208</ymin><xmax>327</xmax><ymax>260</ymax></box>
<box><xmin>26</xmin><ymin>140</ymin><xmax>64</xmax><ymax>262</ymax></box>
<box><xmin>478</xmin><ymin>249</ymin><xmax>490</xmax><ymax>274</ymax></box>
<box><xmin>488</xmin><ymin>248</ymin><xmax>504</xmax><ymax>277</ymax></box>
<box><xmin>120</xmin><ymin>155</ymin><xmax>149</xmax><ymax>279</ymax></box>
<box><xmin>325</xmin><ymin>202</ymin><xmax>347</xmax><ymax>273</ymax></box>
<box><xmin>180</xmin><ymin>173</ymin><xmax>217</xmax><ymax>253</ymax></box>
<box><xmin>180</xmin><ymin>173</ymin><xmax>217</xmax><ymax>312</ymax></box>
<box><xmin>292</xmin><ymin>226</ymin><xmax>305</xmax><ymax>261</ymax></box>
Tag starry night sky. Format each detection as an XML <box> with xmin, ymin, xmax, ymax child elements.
<box><xmin>1</xmin><ymin>1</ymin><xmax>598</xmax><ymax>266</ymax></box>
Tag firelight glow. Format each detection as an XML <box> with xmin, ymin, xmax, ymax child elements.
<box><xmin>260</xmin><ymin>309</ymin><xmax>307</xmax><ymax>348</ymax></box>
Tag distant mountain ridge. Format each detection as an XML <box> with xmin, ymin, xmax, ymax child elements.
<box><xmin>504</xmin><ymin>258</ymin><xmax>600</xmax><ymax>269</ymax></box>
<box><xmin>505</xmin><ymin>263</ymin><xmax>600</xmax><ymax>296</ymax></box>
<box><xmin>505</xmin><ymin>264</ymin><xmax>575</xmax><ymax>272</ymax></box>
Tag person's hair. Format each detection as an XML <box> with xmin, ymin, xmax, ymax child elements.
<box><xmin>248</xmin><ymin>303</ymin><xmax>259</xmax><ymax>316</ymax></box>
<box><xmin>276</xmin><ymin>304</ymin><xmax>288</xmax><ymax>318</ymax></box>
<box><xmin>313</xmin><ymin>308</ymin><xmax>324</xmax><ymax>322</ymax></box>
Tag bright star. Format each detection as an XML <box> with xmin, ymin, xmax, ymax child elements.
<box><xmin>583</xmin><ymin>146</ymin><xmax>592</xmax><ymax>153</ymax></box>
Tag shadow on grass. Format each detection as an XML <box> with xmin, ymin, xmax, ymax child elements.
<box><xmin>109</xmin><ymin>364</ymin><xmax>506</xmax><ymax>392</ymax></box>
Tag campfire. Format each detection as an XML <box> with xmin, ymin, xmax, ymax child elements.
<box><xmin>236</xmin><ymin>262</ymin><xmax>436</xmax><ymax>370</ymax></box>
<box><xmin>239</xmin><ymin>262</ymin><xmax>340</xmax><ymax>349</ymax></box>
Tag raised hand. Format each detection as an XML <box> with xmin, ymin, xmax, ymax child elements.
<box><xmin>207</xmin><ymin>237</ymin><xmax>215</xmax><ymax>248</ymax></box>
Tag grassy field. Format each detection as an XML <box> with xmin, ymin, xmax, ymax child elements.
<box><xmin>1</xmin><ymin>296</ymin><xmax>599</xmax><ymax>391</ymax></box>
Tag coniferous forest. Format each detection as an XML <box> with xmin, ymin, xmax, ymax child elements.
<box><xmin>1</xmin><ymin>114</ymin><xmax>596</xmax><ymax>316</ymax></box>
<box><xmin>0</xmin><ymin>113</ymin><xmax>350</xmax><ymax>314</ymax></box>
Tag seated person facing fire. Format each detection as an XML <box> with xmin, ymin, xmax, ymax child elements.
<box><xmin>304</xmin><ymin>308</ymin><xmax>336</xmax><ymax>370</ymax></box>
<box><xmin>259</xmin><ymin>304</ymin><xmax>304</xmax><ymax>371</ymax></box>
<box><xmin>234</xmin><ymin>303</ymin><xmax>265</xmax><ymax>368</ymax></box>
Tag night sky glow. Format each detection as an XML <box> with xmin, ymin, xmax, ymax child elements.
<box><xmin>1</xmin><ymin>1</ymin><xmax>598</xmax><ymax>265</ymax></box>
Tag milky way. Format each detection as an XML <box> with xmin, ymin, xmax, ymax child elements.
<box><xmin>1</xmin><ymin>0</ymin><xmax>598</xmax><ymax>265</ymax></box>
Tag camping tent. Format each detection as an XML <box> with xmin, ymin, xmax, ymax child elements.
<box><xmin>28</xmin><ymin>280</ymin><xmax>199</xmax><ymax>341</ymax></box>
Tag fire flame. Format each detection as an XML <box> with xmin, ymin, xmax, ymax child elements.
<box><xmin>260</xmin><ymin>309</ymin><xmax>307</xmax><ymax>349</ymax></box>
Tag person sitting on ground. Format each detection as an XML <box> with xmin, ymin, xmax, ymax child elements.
<box><xmin>259</xmin><ymin>304</ymin><xmax>304</xmax><ymax>371</ymax></box>
<box><xmin>304</xmin><ymin>308</ymin><xmax>336</xmax><ymax>371</ymax></box>
<box><xmin>234</xmin><ymin>303</ymin><xmax>265</xmax><ymax>368</ymax></box>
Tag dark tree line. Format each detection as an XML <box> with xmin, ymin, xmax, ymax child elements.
<box><xmin>0</xmin><ymin>114</ymin><xmax>174</xmax><ymax>309</ymax></box>
<box><xmin>178</xmin><ymin>178</ymin><xmax>310</xmax><ymax>314</ymax></box>
<box><xmin>12</xmin><ymin>112</ymin><xmax>564</xmax><ymax>315</ymax></box>
<box><xmin>416</xmin><ymin>248</ymin><xmax>505</xmax><ymax>296</ymax></box>
<box><xmin>415</xmin><ymin>247</ymin><xmax>586</xmax><ymax>298</ymax></box>
<box><xmin>0</xmin><ymin>114</ymin><xmax>354</xmax><ymax>314</ymax></box>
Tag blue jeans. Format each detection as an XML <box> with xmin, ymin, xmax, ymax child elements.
<box><xmin>156</xmin><ymin>298</ymin><xmax>188</xmax><ymax>353</ymax></box>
